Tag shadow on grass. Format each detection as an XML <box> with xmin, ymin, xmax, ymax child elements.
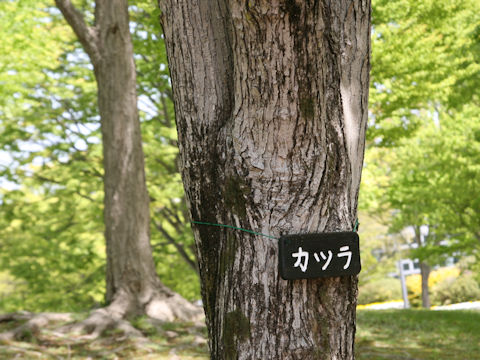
<box><xmin>356</xmin><ymin>309</ymin><xmax>480</xmax><ymax>360</ymax></box>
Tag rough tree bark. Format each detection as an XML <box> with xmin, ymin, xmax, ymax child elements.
<box><xmin>160</xmin><ymin>0</ymin><xmax>370</xmax><ymax>358</ymax></box>
<box><xmin>54</xmin><ymin>0</ymin><xmax>199</xmax><ymax>324</ymax></box>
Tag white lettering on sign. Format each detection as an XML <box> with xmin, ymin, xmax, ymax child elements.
<box><xmin>337</xmin><ymin>246</ymin><xmax>352</xmax><ymax>269</ymax></box>
<box><xmin>314</xmin><ymin>251</ymin><xmax>333</xmax><ymax>270</ymax></box>
<box><xmin>279</xmin><ymin>232</ymin><xmax>361</xmax><ymax>280</ymax></box>
<box><xmin>292</xmin><ymin>246</ymin><xmax>353</xmax><ymax>272</ymax></box>
<box><xmin>291</xmin><ymin>247</ymin><xmax>309</xmax><ymax>272</ymax></box>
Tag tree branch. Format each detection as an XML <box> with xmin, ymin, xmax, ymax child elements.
<box><xmin>55</xmin><ymin>0</ymin><xmax>101</xmax><ymax>66</ymax></box>
<box><xmin>162</xmin><ymin>206</ymin><xmax>184</xmax><ymax>230</ymax></box>
<box><xmin>160</xmin><ymin>93</ymin><xmax>172</xmax><ymax>126</ymax></box>
<box><xmin>154</xmin><ymin>222</ymin><xmax>198</xmax><ymax>274</ymax></box>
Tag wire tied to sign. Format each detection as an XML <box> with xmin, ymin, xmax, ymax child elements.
<box><xmin>191</xmin><ymin>218</ymin><xmax>359</xmax><ymax>240</ymax></box>
<box><xmin>191</xmin><ymin>221</ymin><xmax>279</xmax><ymax>240</ymax></box>
<box><xmin>353</xmin><ymin>218</ymin><xmax>360</xmax><ymax>232</ymax></box>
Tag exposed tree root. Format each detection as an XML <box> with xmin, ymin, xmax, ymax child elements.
<box><xmin>143</xmin><ymin>292</ymin><xmax>204</xmax><ymax>322</ymax></box>
<box><xmin>0</xmin><ymin>312</ymin><xmax>73</xmax><ymax>342</ymax></box>
<box><xmin>60</xmin><ymin>291</ymin><xmax>203</xmax><ymax>339</ymax></box>
<box><xmin>58</xmin><ymin>308</ymin><xmax>146</xmax><ymax>340</ymax></box>
<box><xmin>0</xmin><ymin>294</ymin><xmax>204</xmax><ymax>344</ymax></box>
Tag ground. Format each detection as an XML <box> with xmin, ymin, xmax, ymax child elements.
<box><xmin>0</xmin><ymin>314</ymin><xmax>208</xmax><ymax>359</ymax></box>
<box><xmin>356</xmin><ymin>310</ymin><xmax>480</xmax><ymax>360</ymax></box>
<box><xmin>0</xmin><ymin>309</ymin><xmax>479</xmax><ymax>359</ymax></box>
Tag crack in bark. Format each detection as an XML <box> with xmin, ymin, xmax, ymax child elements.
<box><xmin>160</xmin><ymin>0</ymin><xmax>370</xmax><ymax>358</ymax></box>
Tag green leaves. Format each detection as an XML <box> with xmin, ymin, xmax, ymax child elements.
<box><xmin>0</xmin><ymin>1</ymin><xmax>200</xmax><ymax>311</ymax></box>
<box><xmin>362</xmin><ymin>0</ymin><xmax>480</xmax><ymax>272</ymax></box>
<box><xmin>369</xmin><ymin>0</ymin><xmax>480</xmax><ymax>146</ymax></box>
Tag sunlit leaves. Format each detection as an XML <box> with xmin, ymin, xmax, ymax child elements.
<box><xmin>386</xmin><ymin>108</ymin><xmax>480</xmax><ymax>263</ymax></box>
<box><xmin>369</xmin><ymin>0</ymin><xmax>480</xmax><ymax>146</ymax></box>
<box><xmin>0</xmin><ymin>0</ymin><xmax>199</xmax><ymax>311</ymax></box>
<box><xmin>362</xmin><ymin>0</ymin><xmax>480</xmax><ymax>271</ymax></box>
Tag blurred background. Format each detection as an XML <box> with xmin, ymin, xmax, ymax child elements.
<box><xmin>0</xmin><ymin>0</ymin><xmax>479</xmax><ymax>314</ymax></box>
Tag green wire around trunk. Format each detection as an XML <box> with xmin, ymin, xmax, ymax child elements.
<box><xmin>191</xmin><ymin>219</ymin><xmax>359</xmax><ymax>239</ymax></box>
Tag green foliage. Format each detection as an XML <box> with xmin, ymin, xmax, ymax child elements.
<box><xmin>0</xmin><ymin>185</ymin><xmax>105</xmax><ymax>312</ymax></box>
<box><xmin>370</xmin><ymin>0</ymin><xmax>480</xmax><ymax>146</ymax></box>
<box><xmin>386</xmin><ymin>110</ymin><xmax>480</xmax><ymax>264</ymax></box>
<box><xmin>0</xmin><ymin>1</ymin><xmax>200</xmax><ymax>312</ymax></box>
<box><xmin>358</xmin><ymin>278</ymin><xmax>402</xmax><ymax>305</ymax></box>
<box><xmin>432</xmin><ymin>274</ymin><xmax>480</xmax><ymax>305</ymax></box>
<box><xmin>0</xmin><ymin>1</ymin><xmax>106</xmax><ymax>312</ymax></box>
<box><xmin>363</xmin><ymin>0</ymin><xmax>480</xmax><ymax>278</ymax></box>
<box><xmin>355</xmin><ymin>214</ymin><xmax>410</xmax><ymax>305</ymax></box>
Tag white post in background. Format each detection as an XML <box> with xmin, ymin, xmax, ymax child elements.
<box><xmin>398</xmin><ymin>260</ymin><xmax>410</xmax><ymax>309</ymax></box>
<box><xmin>397</xmin><ymin>258</ymin><xmax>421</xmax><ymax>309</ymax></box>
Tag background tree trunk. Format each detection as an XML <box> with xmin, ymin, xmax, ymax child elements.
<box><xmin>56</xmin><ymin>0</ymin><xmax>199</xmax><ymax>322</ymax></box>
<box><xmin>93</xmin><ymin>0</ymin><xmax>172</xmax><ymax>319</ymax></box>
<box><xmin>420</xmin><ymin>262</ymin><xmax>431</xmax><ymax>308</ymax></box>
<box><xmin>160</xmin><ymin>0</ymin><xmax>370</xmax><ymax>358</ymax></box>
<box><xmin>413</xmin><ymin>227</ymin><xmax>431</xmax><ymax>309</ymax></box>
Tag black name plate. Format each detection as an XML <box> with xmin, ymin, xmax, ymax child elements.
<box><xmin>279</xmin><ymin>232</ymin><xmax>361</xmax><ymax>280</ymax></box>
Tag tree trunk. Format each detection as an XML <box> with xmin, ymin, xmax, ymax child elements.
<box><xmin>55</xmin><ymin>0</ymin><xmax>199</xmax><ymax>321</ymax></box>
<box><xmin>94</xmin><ymin>0</ymin><xmax>169</xmax><ymax>318</ymax></box>
<box><xmin>160</xmin><ymin>0</ymin><xmax>370</xmax><ymax>358</ymax></box>
<box><xmin>420</xmin><ymin>262</ymin><xmax>431</xmax><ymax>308</ymax></box>
<box><xmin>413</xmin><ymin>227</ymin><xmax>430</xmax><ymax>309</ymax></box>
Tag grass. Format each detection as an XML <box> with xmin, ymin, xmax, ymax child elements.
<box><xmin>0</xmin><ymin>310</ymin><xmax>478</xmax><ymax>359</ymax></box>
<box><xmin>356</xmin><ymin>309</ymin><xmax>480</xmax><ymax>360</ymax></box>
